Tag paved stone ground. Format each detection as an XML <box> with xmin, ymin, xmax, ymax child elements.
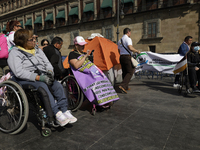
<box><xmin>1</xmin><ymin>77</ymin><xmax>200</xmax><ymax>150</ymax></box>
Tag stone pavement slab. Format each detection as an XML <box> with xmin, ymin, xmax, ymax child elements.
<box><xmin>1</xmin><ymin>78</ymin><xmax>200</xmax><ymax>150</ymax></box>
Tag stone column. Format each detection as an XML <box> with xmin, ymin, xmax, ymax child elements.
<box><xmin>65</xmin><ymin>3</ymin><xmax>68</xmax><ymax>24</ymax></box>
<box><xmin>41</xmin><ymin>9</ymin><xmax>44</xmax><ymax>29</ymax></box>
<box><xmin>78</xmin><ymin>0</ymin><xmax>81</xmax><ymax>23</ymax></box>
<box><xmin>32</xmin><ymin>12</ymin><xmax>34</xmax><ymax>30</ymax></box>
<box><xmin>94</xmin><ymin>0</ymin><xmax>97</xmax><ymax>20</ymax></box>
<box><xmin>53</xmin><ymin>6</ymin><xmax>56</xmax><ymax>27</ymax></box>
<box><xmin>112</xmin><ymin>0</ymin><xmax>115</xmax><ymax>17</ymax></box>
<box><xmin>134</xmin><ymin>0</ymin><xmax>138</xmax><ymax>13</ymax></box>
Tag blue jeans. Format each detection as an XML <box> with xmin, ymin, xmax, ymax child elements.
<box><xmin>12</xmin><ymin>77</ymin><xmax>68</xmax><ymax>115</ymax></box>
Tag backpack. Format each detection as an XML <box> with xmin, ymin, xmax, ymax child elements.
<box><xmin>0</xmin><ymin>32</ymin><xmax>13</xmax><ymax>59</ymax></box>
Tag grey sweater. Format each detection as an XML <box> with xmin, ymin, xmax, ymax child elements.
<box><xmin>8</xmin><ymin>46</ymin><xmax>53</xmax><ymax>81</ymax></box>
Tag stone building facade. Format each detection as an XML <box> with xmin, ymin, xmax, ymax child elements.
<box><xmin>0</xmin><ymin>0</ymin><xmax>200</xmax><ymax>56</ymax></box>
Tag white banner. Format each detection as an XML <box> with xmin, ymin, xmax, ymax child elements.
<box><xmin>135</xmin><ymin>52</ymin><xmax>184</xmax><ymax>74</ymax></box>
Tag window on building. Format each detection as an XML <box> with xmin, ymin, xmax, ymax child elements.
<box><xmin>163</xmin><ymin>0</ymin><xmax>168</xmax><ymax>8</ymax></box>
<box><xmin>101</xmin><ymin>0</ymin><xmax>112</xmax><ymax>18</ymax></box>
<box><xmin>143</xmin><ymin>19</ymin><xmax>162</xmax><ymax>39</ymax></box>
<box><xmin>123</xmin><ymin>1</ymin><xmax>133</xmax><ymax>14</ymax></box>
<box><xmin>173</xmin><ymin>0</ymin><xmax>187</xmax><ymax>5</ymax></box>
<box><xmin>25</xmin><ymin>0</ymin><xmax>29</xmax><ymax>5</ymax></box>
<box><xmin>102</xmin><ymin>7</ymin><xmax>112</xmax><ymax>18</ymax></box>
<box><xmin>83</xmin><ymin>3</ymin><xmax>94</xmax><ymax>22</ymax></box>
<box><xmin>11</xmin><ymin>1</ymin><xmax>14</xmax><ymax>10</ymax></box>
<box><xmin>34</xmin><ymin>16</ymin><xmax>42</xmax><ymax>30</ymax></box>
<box><xmin>68</xmin><ymin>7</ymin><xmax>79</xmax><ymax>24</ymax></box>
<box><xmin>45</xmin><ymin>21</ymin><xmax>53</xmax><ymax>29</ymax></box>
<box><xmin>19</xmin><ymin>0</ymin><xmax>22</xmax><ymax>7</ymax></box>
<box><xmin>148</xmin><ymin>22</ymin><xmax>156</xmax><ymax>38</ymax></box>
<box><xmin>16</xmin><ymin>0</ymin><xmax>19</xmax><ymax>8</ymax></box>
<box><xmin>105</xmin><ymin>28</ymin><xmax>112</xmax><ymax>41</ymax></box>
<box><xmin>25</xmin><ymin>18</ymin><xmax>32</xmax><ymax>30</ymax></box>
<box><xmin>137</xmin><ymin>0</ymin><xmax>142</xmax><ymax>12</ymax></box>
<box><xmin>44</xmin><ymin>13</ymin><xmax>54</xmax><ymax>29</ymax></box>
<box><xmin>149</xmin><ymin>46</ymin><xmax>156</xmax><ymax>52</ymax></box>
<box><xmin>56</xmin><ymin>10</ymin><xmax>65</xmax><ymax>27</ymax></box>
<box><xmin>146</xmin><ymin>0</ymin><xmax>158</xmax><ymax>10</ymax></box>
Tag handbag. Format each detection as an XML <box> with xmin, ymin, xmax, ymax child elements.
<box><xmin>121</xmin><ymin>39</ymin><xmax>139</xmax><ymax>67</ymax></box>
<box><xmin>131</xmin><ymin>57</ymin><xmax>139</xmax><ymax>67</ymax></box>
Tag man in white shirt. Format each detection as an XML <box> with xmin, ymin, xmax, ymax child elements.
<box><xmin>118</xmin><ymin>28</ymin><xmax>141</xmax><ymax>93</ymax></box>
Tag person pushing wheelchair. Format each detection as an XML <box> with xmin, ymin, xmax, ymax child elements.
<box><xmin>7</xmin><ymin>29</ymin><xmax>77</xmax><ymax>127</ymax></box>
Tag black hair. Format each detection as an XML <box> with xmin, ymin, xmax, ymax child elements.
<box><xmin>123</xmin><ymin>28</ymin><xmax>131</xmax><ymax>34</ymax></box>
<box><xmin>51</xmin><ymin>36</ymin><xmax>63</xmax><ymax>45</ymax></box>
<box><xmin>41</xmin><ymin>39</ymin><xmax>50</xmax><ymax>46</ymax></box>
<box><xmin>184</xmin><ymin>36</ymin><xmax>192</xmax><ymax>42</ymax></box>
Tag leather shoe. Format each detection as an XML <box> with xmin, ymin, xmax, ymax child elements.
<box><xmin>119</xmin><ymin>86</ymin><xmax>127</xmax><ymax>94</ymax></box>
<box><xmin>126</xmin><ymin>88</ymin><xmax>131</xmax><ymax>90</ymax></box>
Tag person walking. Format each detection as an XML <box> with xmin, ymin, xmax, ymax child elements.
<box><xmin>173</xmin><ymin>36</ymin><xmax>193</xmax><ymax>87</ymax></box>
<box><xmin>118</xmin><ymin>28</ymin><xmax>141</xmax><ymax>94</ymax></box>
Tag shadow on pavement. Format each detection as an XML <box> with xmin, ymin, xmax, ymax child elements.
<box><xmin>130</xmin><ymin>80</ymin><xmax>198</xmax><ymax>98</ymax></box>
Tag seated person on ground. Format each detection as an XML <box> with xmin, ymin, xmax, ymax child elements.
<box><xmin>187</xmin><ymin>42</ymin><xmax>200</xmax><ymax>92</ymax></box>
<box><xmin>7</xmin><ymin>29</ymin><xmax>77</xmax><ymax>126</ymax></box>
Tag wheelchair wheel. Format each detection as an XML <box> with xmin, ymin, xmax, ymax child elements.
<box><xmin>61</xmin><ymin>75</ymin><xmax>84</xmax><ymax>112</ymax></box>
<box><xmin>0</xmin><ymin>80</ymin><xmax>29</xmax><ymax>134</ymax></box>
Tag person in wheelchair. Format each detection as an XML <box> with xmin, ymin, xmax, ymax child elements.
<box><xmin>68</xmin><ymin>36</ymin><xmax>119</xmax><ymax>114</ymax></box>
<box><xmin>187</xmin><ymin>42</ymin><xmax>200</xmax><ymax>93</ymax></box>
<box><xmin>7</xmin><ymin>29</ymin><xmax>77</xmax><ymax>126</ymax></box>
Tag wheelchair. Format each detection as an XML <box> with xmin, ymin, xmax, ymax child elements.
<box><xmin>61</xmin><ymin>75</ymin><xmax>84</xmax><ymax>112</ymax></box>
<box><xmin>0</xmin><ymin>79</ymin><xmax>60</xmax><ymax>137</ymax></box>
<box><xmin>0</xmin><ymin>72</ymin><xmax>84</xmax><ymax>136</ymax></box>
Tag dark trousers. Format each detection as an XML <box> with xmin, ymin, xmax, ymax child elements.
<box><xmin>174</xmin><ymin>74</ymin><xmax>180</xmax><ymax>84</ymax></box>
<box><xmin>120</xmin><ymin>55</ymin><xmax>134</xmax><ymax>90</ymax></box>
<box><xmin>13</xmin><ymin>77</ymin><xmax>68</xmax><ymax>115</ymax></box>
<box><xmin>196</xmin><ymin>69</ymin><xmax>200</xmax><ymax>89</ymax></box>
<box><xmin>188</xmin><ymin>68</ymin><xmax>197</xmax><ymax>88</ymax></box>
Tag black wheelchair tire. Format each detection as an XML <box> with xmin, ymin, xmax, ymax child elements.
<box><xmin>61</xmin><ymin>75</ymin><xmax>84</xmax><ymax>112</ymax></box>
<box><xmin>0</xmin><ymin>80</ymin><xmax>29</xmax><ymax>134</ymax></box>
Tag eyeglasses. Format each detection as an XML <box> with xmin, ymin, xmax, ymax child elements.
<box><xmin>16</xmin><ymin>25</ymin><xmax>23</xmax><ymax>28</ymax></box>
<box><xmin>43</xmin><ymin>44</ymin><xmax>48</xmax><ymax>46</ymax></box>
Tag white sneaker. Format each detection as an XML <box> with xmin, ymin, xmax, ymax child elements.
<box><xmin>173</xmin><ymin>84</ymin><xmax>180</xmax><ymax>88</ymax></box>
<box><xmin>56</xmin><ymin>111</ymin><xmax>70</xmax><ymax>127</ymax></box>
<box><xmin>63</xmin><ymin>110</ymin><xmax>77</xmax><ymax>124</ymax></box>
